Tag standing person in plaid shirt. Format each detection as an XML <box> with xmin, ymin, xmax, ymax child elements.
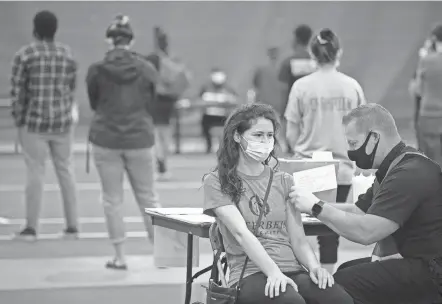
<box><xmin>10</xmin><ymin>10</ymin><xmax>79</xmax><ymax>241</ymax></box>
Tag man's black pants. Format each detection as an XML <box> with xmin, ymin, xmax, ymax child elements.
<box><xmin>318</xmin><ymin>185</ymin><xmax>351</xmax><ymax>264</ymax></box>
<box><xmin>334</xmin><ymin>257</ymin><xmax>441</xmax><ymax>304</ymax></box>
<box><xmin>201</xmin><ymin>114</ymin><xmax>226</xmax><ymax>152</ymax></box>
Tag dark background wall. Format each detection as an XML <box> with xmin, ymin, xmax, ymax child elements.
<box><xmin>0</xmin><ymin>1</ymin><xmax>441</xmax><ymax>129</ymax></box>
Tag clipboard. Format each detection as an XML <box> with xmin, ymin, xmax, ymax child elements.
<box><xmin>278</xmin><ymin>158</ymin><xmax>340</xmax><ymax>202</ymax></box>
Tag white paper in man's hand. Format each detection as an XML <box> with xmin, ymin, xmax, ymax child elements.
<box><xmin>293</xmin><ymin>164</ymin><xmax>337</xmax><ymax>193</ymax></box>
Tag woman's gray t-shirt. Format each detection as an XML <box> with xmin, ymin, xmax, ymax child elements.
<box><xmin>203</xmin><ymin>167</ymin><xmax>304</xmax><ymax>287</ymax></box>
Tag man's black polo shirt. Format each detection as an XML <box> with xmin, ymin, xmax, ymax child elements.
<box><xmin>356</xmin><ymin>142</ymin><xmax>442</xmax><ymax>260</ymax></box>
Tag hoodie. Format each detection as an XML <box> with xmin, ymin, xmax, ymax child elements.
<box><xmin>86</xmin><ymin>48</ymin><xmax>157</xmax><ymax>149</ymax></box>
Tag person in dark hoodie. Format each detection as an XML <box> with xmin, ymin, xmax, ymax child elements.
<box><xmin>86</xmin><ymin>15</ymin><xmax>160</xmax><ymax>270</ymax></box>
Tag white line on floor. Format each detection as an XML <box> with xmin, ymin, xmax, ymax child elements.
<box><xmin>5</xmin><ymin>216</ymin><xmax>143</xmax><ymax>226</ymax></box>
<box><xmin>0</xmin><ymin>230</ymin><xmax>147</xmax><ymax>241</ymax></box>
<box><xmin>0</xmin><ymin>181</ymin><xmax>203</xmax><ymax>192</ymax></box>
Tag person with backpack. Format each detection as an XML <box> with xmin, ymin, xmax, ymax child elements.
<box><xmin>86</xmin><ymin>15</ymin><xmax>160</xmax><ymax>269</ymax></box>
<box><xmin>146</xmin><ymin>28</ymin><xmax>190</xmax><ymax>180</ymax></box>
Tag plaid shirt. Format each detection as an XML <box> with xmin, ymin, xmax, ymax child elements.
<box><xmin>10</xmin><ymin>41</ymin><xmax>77</xmax><ymax>133</ymax></box>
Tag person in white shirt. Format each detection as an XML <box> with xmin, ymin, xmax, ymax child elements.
<box><xmin>284</xmin><ymin>28</ymin><xmax>366</xmax><ymax>273</ymax></box>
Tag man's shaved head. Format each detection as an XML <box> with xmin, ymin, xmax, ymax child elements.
<box><xmin>342</xmin><ymin>103</ymin><xmax>399</xmax><ymax>138</ymax></box>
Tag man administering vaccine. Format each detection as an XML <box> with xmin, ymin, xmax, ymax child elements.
<box><xmin>289</xmin><ymin>104</ymin><xmax>442</xmax><ymax>304</ymax></box>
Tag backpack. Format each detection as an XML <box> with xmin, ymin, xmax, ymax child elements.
<box><xmin>156</xmin><ymin>53</ymin><xmax>190</xmax><ymax>98</ymax></box>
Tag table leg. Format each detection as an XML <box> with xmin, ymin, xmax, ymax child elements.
<box><xmin>184</xmin><ymin>233</ymin><xmax>194</xmax><ymax>304</ymax></box>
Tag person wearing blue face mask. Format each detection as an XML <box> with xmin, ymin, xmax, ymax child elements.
<box><xmin>289</xmin><ymin>103</ymin><xmax>442</xmax><ymax>304</ymax></box>
<box><xmin>202</xmin><ymin>103</ymin><xmax>353</xmax><ymax>304</ymax></box>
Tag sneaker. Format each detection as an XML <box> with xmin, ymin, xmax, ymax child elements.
<box><xmin>14</xmin><ymin>227</ymin><xmax>37</xmax><ymax>241</ymax></box>
<box><xmin>62</xmin><ymin>227</ymin><xmax>79</xmax><ymax>240</ymax></box>
<box><xmin>105</xmin><ymin>258</ymin><xmax>128</xmax><ymax>270</ymax></box>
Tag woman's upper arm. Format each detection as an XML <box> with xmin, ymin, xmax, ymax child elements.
<box><xmin>213</xmin><ymin>205</ymin><xmax>251</xmax><ymax>240</ymax></box>
<box><xmin>203</xmin><ymin>173</ymin><xmax>251</xmax><ymax>240</ymax></box>
<box><xmin>286</xmin><ymin>202</ymin><xmax>307</xmax><ymax>244</ymax></box>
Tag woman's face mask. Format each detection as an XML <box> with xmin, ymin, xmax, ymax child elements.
<box><xmin>240</xmin><ymin>136</ymin><xmax>274</xmax><ymax>163</ymax></box>
<box><xmin>347</xmin><ymin>131</ymin><xmax>379</xmax><ymax>170</ymax></box>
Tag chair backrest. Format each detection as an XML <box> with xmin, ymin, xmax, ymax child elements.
<box><xmin>209</xmin><ymin>221</ymin><xmax>225</xmax><ymax>253</ymax></box>
<box><xmin>208</xmin><ymin>222</ymin><xmax>228</xmax><ymax>286</ymax></box>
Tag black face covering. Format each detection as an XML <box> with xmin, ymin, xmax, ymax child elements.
<box><xmin>347</xmin><ymin>131</ymin><xmax>380</xmax><ymax>170</ymax></box>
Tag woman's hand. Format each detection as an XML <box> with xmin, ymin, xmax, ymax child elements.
<box><xmin>309</xmin><ymin>267</ymin><xmax>334</xmax><ymax>289</ymax></box>
<box><xmin>265</xmin><ymin>271</ymin><xmax>298</xmax><ymax>298</ymax></box>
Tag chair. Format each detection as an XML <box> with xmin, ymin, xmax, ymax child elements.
<box><xmin>208</xmin><ymin>221</ymin><xmax>229</xmax><ymax>287</ymax></box>
<box><xmin>191</xmin><ymin>222</ymin><xmax>229</xmax><ymax>304</ymax></box>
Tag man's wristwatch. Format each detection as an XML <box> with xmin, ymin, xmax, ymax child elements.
<box><xmin>311</xmin><ymin>200</ymin><xmax>325</xmax><ymax>218</ymax></box>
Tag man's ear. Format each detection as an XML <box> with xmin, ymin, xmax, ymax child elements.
<box><xmin>365</xmin><ymin>131</ymin><xmax>380</xmax><ymax>154</ymax></box>
<box><xmin>371</xmin><ymin>131</ymin><xmax>380</xmax><ymax>142</ymax></box>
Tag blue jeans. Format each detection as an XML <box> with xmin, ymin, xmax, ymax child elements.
<box><xmin>93</xmin><ymin>145</ymin><xmax>160</xmax><ymax>244</ymax></box>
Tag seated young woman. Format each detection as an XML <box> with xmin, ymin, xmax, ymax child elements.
<box><xmin>203</xmin><ymin>103</ymin><xmax>354</xmax><ymax>304</ymax></box>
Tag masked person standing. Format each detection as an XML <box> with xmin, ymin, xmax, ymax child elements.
<box><xmin>199</xmin><ymin>68</ymin><xmax>237</xmax><ymax>153</ymax></box>
<box><xmin>86</xmin><ymin>15</ymin><xmax>160</xmax><ymax>270</ymax></box>
<box><xmin>415</xmin><ymin>24</ymin><xmax>442</xmax><ymax>166</ymax></box>
<box><xmin>285</xmin><ymin>28</ymin><xmax>366</xmax><ymax>273</ymax></box>
<box><xmin>290</xmin><ymin>103</ymin><xmax>442</xmax><ymax>304</ymax></box>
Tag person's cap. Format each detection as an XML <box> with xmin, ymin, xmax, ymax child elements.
<box><xmin>106</xmin><ymin>15</ymin><xmax>134</xmax><ymax>40</ymax></box>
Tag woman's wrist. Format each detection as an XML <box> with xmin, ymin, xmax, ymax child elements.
<box><xmin>267</xmin><ymin>264</ymin><xmax>283</xmax><ymax>277</ymax></box>
<box><xmin>307</xmin><ymin>262</ymin><xmax>321</xmax><ymax>272</ymax></box>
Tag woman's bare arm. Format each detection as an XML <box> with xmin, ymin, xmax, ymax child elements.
<box><xmin>286</xmin><ymin>203</ymin><xmax>320</xmax><ymax>271</ymax></box>
<box><xmin>214</xmin><ymin>205</ymin><xmax>282</xmax><ymax>277</ymax></box>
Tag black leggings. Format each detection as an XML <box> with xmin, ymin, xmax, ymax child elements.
<box><xmin>317</xmin><ymin>185</ymin><xmax>351</xmax><ymax>264</ymax></box>
<box><xmin>236</xmin><ymin>271</ymin><xmax>354</xmax><ymax>304</ymax></box>
<box><xmin>201</xmin><ymin>114</ymin><xmax>227</xmax><ymax>151</ymax></box>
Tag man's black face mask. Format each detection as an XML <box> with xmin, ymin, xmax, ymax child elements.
<box><xmin>347</xmin><ymin>131</ymin><xmax>379</xmax><ymax>170</ymax></box>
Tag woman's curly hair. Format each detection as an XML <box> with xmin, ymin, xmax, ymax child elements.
<box><xmin>208</xmin><ymin>103</ymin><xmax>281</xmax><ymax>205</ymax></box>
